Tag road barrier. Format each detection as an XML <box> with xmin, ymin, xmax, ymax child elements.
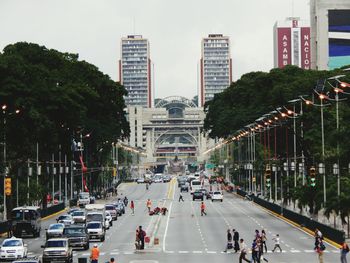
<box><xmin>235</xmin><ymin>189</ymin><xmax>345</xmax><ymax>244</ymax></box>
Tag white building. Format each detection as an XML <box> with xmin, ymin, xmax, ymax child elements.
<box><xmin>119</xmin><ymin>35</ymin><xmax>152</xmax><ymax>108</ymax></box>
<box><xmin>310</xmin><ymin>0</ymin><xmax>350</xmax><ymax>70</ymax></box>
<box><xmin>273</xmin><ymin>17</ymin><xmax>311</xmax><ymax>69</ymax></box>
<box><xmin>126</xmin><ymin>96</ymin><xmax>214</xmax><ymax>165</ymax></box>
<box><xmin>200</xmin><ymin>34</ymin><xmax>232</xmax><ymax>107</ymax></box>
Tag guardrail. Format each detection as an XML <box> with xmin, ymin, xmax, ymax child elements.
<box><xmin>235</xmin><ymin>189</ymin><xmax>345</xmax><ymax>244</ymax></box>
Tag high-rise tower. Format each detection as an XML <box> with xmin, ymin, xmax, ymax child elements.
<box><xmin>273</xmin><ymin>17</ymin><xmax>311</xmax><ymax>69</ymax></box>
<box><xmin>200</xmin><ymin>34</ymin><xmax>232</xmax><ymax>107</ymax></box>
<box><xmin>119</xmin><ymin>35</ymin><xmax>152</xmax><ymax>108</ymax></box>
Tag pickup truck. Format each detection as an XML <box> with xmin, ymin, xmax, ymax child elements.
<box><xmin>41</xmin><ymin>238</ymin><xmax>72</xmax><ymax>263</ymax></box>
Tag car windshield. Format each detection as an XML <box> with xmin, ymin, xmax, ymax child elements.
<box><xmin>213</xmin><ymin>192</ymin><xmax>221</xmax><ymax>195</ymax></box>
<box><xmin>11</xmin><ymin>210</ymin><xmax>38</xmax><ymax>221</ymax></box>
<box><xmin>58</xmin><ymin>215</ymin><xmax>71</xmax><ymax>220</ymax></box>
<box><xmin>105</xmin><ymin>206</ymin><xmax>114</xmax><ymax>210</ymax></box>
<box><xmin>49</xmin><ymin>224</ymin><xmax>64</xmax><ymax>230</ymax></box>
<box><xmin>191</xmin><ymin>181</ymin><xmax>201</xmax><ymax>186</ymax></box>
<box><xmin>72</xmin><ymin>211</ymin><xmax>84</xmax><ymax>216</ymax></box>
<box><xmin>87</xmin><ymin>223</ymin><xmax>101</xmax><ymax>229</ymax></box>
<box><xmin>2</xmin><ymin>239</ymin><xmax>22</xmax><ymax>247</ymax></box>
<box><xmin>86</xmin><ymin>214</ymin><xmax>102</xmax><ymax>221</ymax></box>
<box><xmin>64</xmin><ymin>228</ymin><xmax>85</xmax><ymax>235</ymax></box>
<box><xmin>47</xmin><ymin>240</ymin><xmax>66</xmax><ymax>247</ymax></box>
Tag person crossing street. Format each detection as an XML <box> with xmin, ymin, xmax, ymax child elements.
<box><xmin>130</xmin><ymin>200</ymin><xmax>135</xmax><ymax>215</ymax></box>
<box><xmin>200</xmin><ymin>201</ymin><xmax>207</xmax><ymax>216</ymax></box>
<box><xmin>341</xmin><ymin>241</ymin><xmax>349</xmax><ymax>263</ymax></box>
<box><xmin>272</xmin><ymin>234</ymin><xmax>282</xmax><ymax>252</ymax></box>
<box><xmin>146</xmin><ymin>199</ymin><xmax>152</xmax><ymax>213</ymax></box>
<box><xmin>239</xmin><ymin>239</ymin><xmax>250</xmax><ymax>263</ymax></box>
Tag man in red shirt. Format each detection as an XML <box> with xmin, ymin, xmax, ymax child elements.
<box><xmin>200</xmin><ymin>202</ymin><xmax>207</xmax><ymax>216</ymax></box>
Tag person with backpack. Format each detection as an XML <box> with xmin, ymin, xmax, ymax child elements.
<box><xmin>341</xmin><ymin>241</ymin><xmax>349</xmax><ymax>263</ymax></box>
<box><xmin>223</xmin><ymin>229</ymin><xmax>233</xmax><ymax>252</ymax></box>
<box><xmin>315</xmin><ymin>238</ymin><xmax>325</xmax><ymax>263</ymax></box>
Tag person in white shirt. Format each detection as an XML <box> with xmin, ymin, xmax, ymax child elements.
<box><xmin>272</xmin><ymin>234</ymin><xmax>282</xmax><ymax>252</ymax></box>
<box><xmin>239</xmin><ymin>238</ymin><xmax>250</xmax><ymax>263</ymax></box>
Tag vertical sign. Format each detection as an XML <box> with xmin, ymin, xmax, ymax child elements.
<box><xmin>277</xmin><ymin>28</ymin><xmax>291</xmax><ymax>68</ymax></box>
<box><xmin>301</xmin><ymin>27</ymin><xmax>311</xmax><ymax>69</ymax></box>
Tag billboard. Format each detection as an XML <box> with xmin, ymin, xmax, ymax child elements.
<box><xmin>277</xmin><ymin>27</ymin><xmax>292</xmax><ymax>68</ymax></box>
<box><xmin>328</xmin><ymin>10</ymin><xmax>350</xmax><ymax>69</ymax></box>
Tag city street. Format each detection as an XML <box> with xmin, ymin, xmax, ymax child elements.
<box><xmin>0</xmin><ymin>179</ymin><xmax>342</xmax><ymax>263</ymax></box>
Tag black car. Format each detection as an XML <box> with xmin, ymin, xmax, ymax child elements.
<box><xmin>180</xmin><ymin>184</ymin><xmax>189</xmax><ymax>192</ymax></box>
<box><xmin>192</xmin><ymin>190</ymin><xmax>204</xmax><ymax>201</ymax></box>
<box><xmin>63</xmin><ymin>225</ymin><xmax>89</xmax><ymax>250</ymax></box>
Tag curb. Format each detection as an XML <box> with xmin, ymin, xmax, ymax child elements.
<box><xmin>233</xmin><ymin>192</ymin><xmax>342</xmax><ymax>248</ymax></box>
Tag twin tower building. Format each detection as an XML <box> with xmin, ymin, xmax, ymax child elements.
<box><xmin>119</xmin><ymin>34</ymin><xmax>232</xmax><ymax>108</ymax></box>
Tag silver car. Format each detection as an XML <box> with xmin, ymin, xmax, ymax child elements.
<box><xmin>46</xmin><ymin>223</ymin><xmax>64</xmax><ymax>240</ymax></box>
<box><xmin>71</xmin><ymin>210</ymin><xmax>85</xmax><ymax>224</ymax></box>
<box><xmin>56</xmin><ymin>215</ymin><xmax>74</xmax><ymax>226</ymax></box>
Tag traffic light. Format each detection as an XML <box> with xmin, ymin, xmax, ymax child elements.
<box><xmin>265</xmin><ymin>164</ymin><xmax>271</xmax><ymax>188</ymax></box>
<box><xmin>5</xmin><ymin>177</ymin><xmax>11</xmax><ymax>196</ymax></box>
<box><xmin>310</xmin><ymin>166</ymin><xmax>316</xmax><ymax>187</ymax></box>
<box><xmin>113</xmin><ymin>168</ymin><xmax>117</xmax><ymax>177</ymax></box>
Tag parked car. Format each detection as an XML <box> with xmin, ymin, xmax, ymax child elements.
<box><xmin>0</xmin><ymin>237</ymin><xmax>28</xmax><ymax>260</ymax></box>
<box><xmin>71</xmin><ymin>210</ymin><xmax>86</xmax><ymax>224</ymax></box>
<box><xmin>62</xmin><ymin>225</ymin><xmax>89</xmax><ymax>250</ymax></box>
<box><xmin>41</xmin><ymin>238</ymin><xmax>72</xmax><ymax>263</ymax></box>
<box><xmin>105</xmin><ymin>204</ymin><xmax>118</xmax><ymax>221</ymax></box>
<box><xmin>211</xmin><ymin>191</ymin><xmax>223</xmax><ymax>202</ymax></box>
<box><xmin>85</xmin><ymin>221</ymin><xmax>105</xmax><ymax>242</ymax></box>
<box><xmin>46</xmin><ymin>223</ymin><xmax>64</xmax><ymax>240</ymax></box>
<box><xmin>192</xmin><ymin>190</ymin><xmax>204</xmax><ymax>201</ymax></box>
<box><xmin>56</xmin><ymin>215</ymin><xmax>74</xmax><ymax>226</ymax></box>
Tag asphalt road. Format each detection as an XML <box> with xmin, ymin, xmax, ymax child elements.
<box><xmin>0</xmin><ymin>179</ymin><xmax>343</xmax><ymax>263</ymax></box>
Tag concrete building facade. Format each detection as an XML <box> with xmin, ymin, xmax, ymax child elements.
<box><xmin>126</xmin><ymin>96</ymin><xmax>214</xmax><ymax>165</ymax></box>
<box><xmin>273</xmin><ymin>17</ymin><xmax>311</xmax><ymax>69</ymax></box>
<box><xmin>200</xmin><ymin>34</ymin><xmax>232</xmax><ymax>107</ymax></box>
<box><xmin>119</xmin><ymin>35</ymin><xmax>152</xmax><ymax>108</ymax></box>
<box><xmin>310</xmin><ymin>0</ymin><xmax>350</xmax><ymax>70</ymax></box>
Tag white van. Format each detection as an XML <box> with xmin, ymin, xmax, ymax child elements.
<box><xmin>190</xmin><ymin>180</ymin><xmax>202</xmax><ymax>194</ymax></box>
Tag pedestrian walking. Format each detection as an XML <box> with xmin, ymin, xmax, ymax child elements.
<box><xmin>179</xmin><ymin>194</ymin><xmax>184</xmax><ymax>202</ymax></box>
<box><xmin>233</xmin><ymin>229</ymin><xmax>240</xmax><ymax>253</ymax></box>
<box><xmin>137</xmin><ymin>226</ymin><xmax>146</xmax><ymax>250</ymax></box>
<box><xmin>258</xmin><ymin>237</ymin><xmax>269</xmax><ymax>262</ymax></box>
<box><xmin>261</xmin><ymin>229</ymin><xmax>267</xmax><ymax>253</ymax></box>
<box><xmin>90</xmin><ymin>244</ymin><xmax>100</xmax><ymax>263</ymax></box>
<box><xmin>146</xmin><ymin>199</ymin><xmax>152</xmax><ymax>213</ymax></box>
<box><xmin>135</xmin><ymin>229</ymin><xmax>140</xmax><ymax>249</ymax></box>
<box><xmin>239</xmin><ymin>239</ymin><xmax>250</xmax><ymax>263</ymax></box>
<box><xmin>315</xmin><ymin>240</ymin><xmax>325</xmax><ymax>263</ymax></box>
<box><xmin>272</xmin><ymin>234</ymin><xmax>282</xmax><ymax>252</ymax></box>
<box><xmin>251</xmin><ymin>239</ymin><xmax>260</xmax><ymax>263</ymax></box>
<box><xmin>224</xmin><ymin>229</ymin><xmax>233</xmax><ymax>252</ymax></box>
<box><xmin>200</xmin><ymin>202</ymin><xmax>207</xmax><ymax>216</ymax></box>
<box><xmin>130</xmin><ymin>200</ymin><xmax>135</xmax><ymax>215</ymax></box>
<box><xmin>341</xmin><ymin>241</ymin><xmax>349</xmax><ymax>263</ymax></box>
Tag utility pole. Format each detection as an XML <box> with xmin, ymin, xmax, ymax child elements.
<box><xmin>52</xmin><ymin>154</ymin><xmax>55</xmax><ymax>203</ymax></box>
<box><xmin>59</xmin><ymin>145</ymin><xmax>62</xmax><ymax>202</ymax></box>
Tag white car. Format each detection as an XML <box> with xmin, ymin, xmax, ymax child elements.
<box><xmin>211</xmin><ymin>191</ymin><xmax>223</xmax><ymax>202</ymax></box>
<box><xmin>0</xmin><ymin>237</ymin><xmax>27</xmax><ymax>260</ymax></box>
<box><xmin>105</xmin><ymin>211</ymin><xmax>113</xmax><ymax>228</ymax></box>
<box><xmin>46</xmin><ymin>223</ymin><xmax>64</xmax><ymax>240</ymax></box>
<box><xmin>71</xmin><ymin>210</ymin><xmax>86</xmax><ymax>223</ymax></box>
<box><xmin>86</xmin><ymin>221</ymin><xmax>105</xmax><ymax>242</ymax></box>
<box><xmin>56</xmin><ymin>214</ymin><xmax>75</xmax><ymax>225</ymax></box>
<box><xmin>154</xmin><ymin>177</ymin><xmax>163</xmax><ymax>183</ymax></box>
<box><xmin>137</xmin><ymin>178</ymin><xmax>145</xmax><ymax>184</ymax></box>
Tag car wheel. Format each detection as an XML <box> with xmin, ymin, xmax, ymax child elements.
<box><xmin>101</xmin><ymin>236</ymin><xmax>105</xmax><ymax>242</ymax></box>
<box><xmin>84</xmin><ymin>243</ymin><xmax>89</xmax><ymax>250</ymax></box>
<box><xmin>221</xmin><ymin>199</ymin><xmax>223</xmax><ymax>202</ymax></box>
<box><xmin>192</xmin><ymin>198</ymin><xmax>195</xmax><ymax>201</ymax></box>
<box><xmin>212</xmin><ymin>200</ymin><xmax>214</xmax><ymax>202</ymax></box>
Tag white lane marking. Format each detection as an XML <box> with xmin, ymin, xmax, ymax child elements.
<box><xmin>110</xmin><ymin>252</ymin><xmax>120</xmax><ymax>255</ymax></box>
<box><xmin>162</xmin><ymin>199</ymin><xmax>173</xmax><ymax>252</ymax></box>
<box><xmin>192</xmin><ymin>251</ymin><xmax>203</xmax><ymax>253</ymax></box>
<box><xmin>178</xmin><ymin>251</ymin><xmax>189</xmax><ymax>253</ymax></box>
<box><xmin>207</xmin><ymin>251</ymin><xmax>217</xmax><ymax>254</ymax></box>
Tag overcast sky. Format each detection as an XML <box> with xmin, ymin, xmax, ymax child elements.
<box><xmin>0</xmin><ymin>0</ymin><xmax>310</xmax><ymax>100</ymax></box>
